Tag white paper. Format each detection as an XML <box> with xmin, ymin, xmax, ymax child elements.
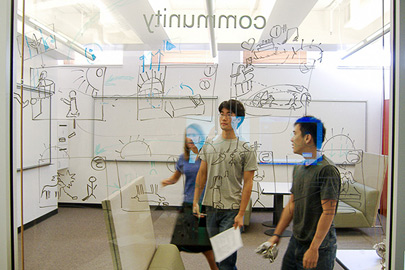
<box><xmin>209</xmin><ymin>227</ymin><xmax>243</xmax><ymax>263</ymax></box>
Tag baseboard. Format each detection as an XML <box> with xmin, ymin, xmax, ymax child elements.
<box><xmin>18</xmin><ymin>208</ymin><xmax>58</xmax><ymax>233</ymax></box>
<box><xmin>58</xmin><ymin>202</ymin><xmax>102</xmax><ymax>209</ymax></box>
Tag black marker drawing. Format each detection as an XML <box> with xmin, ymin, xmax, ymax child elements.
<box><xmin>241</xmin><ymin>38</ymin><xmax>256</xmax><ymax>51</ymax></box>
<box><xmin>82</xmin><ymin>176</ymin><xmax>98</xmax><ymax>201</ymax></box>
<box><xmin>41</xmin><ymin>174</ymin><xmax>59</xmax><ymax>200</ymax></box>
<box><xmin>61</xmin><ymin>90</ymin><xmax>80</xmax><ymax>118</ymax></box>
<box><xmin>115</xmin><ymin>136</ymin><xmax>152</xmax><ymax>159</ymax></box>
<box><xmin>166</xmin><ymin>155</ymin><xmax>178</xmax><ymax>173</ymax></box>
<box><xmin>243</xmin><ymin>84</ymin><xmax>311</xmax><ymax>116</ymax></box>
<box><xmin>91</xmin><ymin>156</ymin><xmax>106</xmax><ymax>171</ymax></box>
<box><xmin>252</xmin><ymin>170</ymin><xmax>266</xmax><ymax>208</ymax></box>
<box><xmin>211</xmin><ymin>175</ymin><xmax>224</xmax><ymax>209</ymax></box>
<box><xmin>17</xmin><ymin>26</ymin><xmax>56</xmax><ymax>60</ymax></box>
<box><xmin>41</xmin><ymin>171</ymin><xmax>78</xmax><ymax>201</ymax></box>
<box><xmin>132</xmin><ymin>184</ymin><xmax>169</xmax><ymax>206</ymax></box>
<box><xmin>31</xmin><ymin>66</ymin><xmax>105</xmax><ymax>121</ymax></box>
<box><xmin>163</xmin><ymin>94</ymin><xmax>206</xmax><ymax>119</ymax></box>
<box><xmin>230</xmin><ymin>64</ymin><xmax>255</xmax><ymax>97</ymax></box>
<box><xmin>58</xmin><ymin>170</ymin><xmax>79</xmax><ymax>200</ymax></box>
<box><xmin>31</xmin><ymin>71</ymin><xmax>55</xmax><ymax>119</ymax></box>
<box><xmin>13</xmin><ymin>92</ymin><xmax>30</xmax><ymax>108</ymax></box>
<box><xmin>72</xmin><ymin>67</ymin><xmax>106</xmax><ymax>97</ymax></box>
<box><xmin>321</xmin><ymin>128</ymin><xmax>362</xmax><ymax>165</ymax></box>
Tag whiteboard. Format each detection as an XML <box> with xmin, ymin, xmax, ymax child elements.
<box><xmin>240</xmin><ymin>100</ymin><xmax>367</xmax><ymax>164</ymax></box>
<box><xmin>14</xmin><ymin>85</ymin><xmax>51</xmax><ymax>169</ymax></box>
<box><xmin>93</xmin><ymin>96</ymin><xmax>217</xmax><ymax>161</ymax></box>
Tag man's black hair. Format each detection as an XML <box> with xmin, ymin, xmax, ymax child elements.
<box><xmin>218</xmin><ymin>99</ymin><xmax>246</xmax><ymax>127</ymax></box>
<box><xmin>294</xmin><ymin>116</ymin><xmax>326</xmax><ymax>150</ymax></box>
<box><xmin>218</xmin><ymin>99</ymin><xmax>245</xmax><ymax>117</ymax></box>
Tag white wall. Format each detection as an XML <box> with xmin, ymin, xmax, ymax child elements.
<box><xmin>14</xmin><ymin>41</ymin><xmax>60</xmax><ymax>226</ymax></box>
<box><xmin>41</xmin><ymin>49</ymin><xmax>384</xmax><ymax>209</ymax></box>
<box><xmin>1</xmin><ymin>0</ymin><xmax>14</xmax><ymax>268</ymax></box>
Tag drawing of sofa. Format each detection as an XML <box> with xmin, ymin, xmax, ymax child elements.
<box><xmin>334</xmin><ymin>153</ymin><xmax>387</xmax><ymax>229</ymax></box>
<box><xmin>102</xmin><ymin>176</ymin><xmax>185</xmax><ymax>270</ymax></box>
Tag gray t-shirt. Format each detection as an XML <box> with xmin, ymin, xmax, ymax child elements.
<box><xmin>199</xmin><ymin>136</ymin><xmax>258</xmax><ymax>210</ymax></box>
<box><xmin>291</xmin><ymin>155</ymin><xmax>341</xmax><ymax>243</ymax></box>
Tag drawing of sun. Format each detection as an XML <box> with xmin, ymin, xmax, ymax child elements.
<box><xmin>72</xmin><ymin>67</ymin><xmax>106</xmax><ymax>97</ymax></box>
<box><xmin>321</xmin><ymin>129</ymin><xmax>363</xmax><ymax>164</ymax></box>
<box><xmin>137</xmin><ymin>69</ymin><xmax>165</xmax><ymax>97</ymax></box>
<box><xmin>115</xmin><ymin>136</ymin><xmax>152</xmax><ymax>159</ymax></box>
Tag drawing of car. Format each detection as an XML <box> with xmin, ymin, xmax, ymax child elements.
<box><xmin>243</xmin><ymin>84</ymin><xmax>311</xmax><ymax>116</ymax></box>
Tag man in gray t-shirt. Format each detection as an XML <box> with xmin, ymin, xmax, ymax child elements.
<box><xmin>256</xmin><ymin>116</ymin><xmax>341</xmax><ymax>270</ymax></box>
<box><xmin>194</xmin><ymin>99</ymin><xmax>257</xmax><ymax>270</ymax></box>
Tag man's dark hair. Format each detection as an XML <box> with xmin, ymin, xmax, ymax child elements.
<box><xmin>218</xmin><ymin>99</ymin><xmax>245</xmax><ymax>117</ymax></box>
<box><xmin>294</xmin><ymin>116</ymin><xmax>326</xmax><ymax>149</ymax></box>
<box><xmin>218</xmin><ymin>99</ymin><xmax>246</xmax><ymax>127</ymax></box>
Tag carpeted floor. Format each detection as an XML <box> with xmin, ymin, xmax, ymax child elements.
<box><xmin>17</xmin><ymin>205</ymin><xmax>385</xmax><ymax>270</ymax></box>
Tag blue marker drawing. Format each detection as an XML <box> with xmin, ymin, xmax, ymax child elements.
<box><xmin>85</xmin><ymin>48</ymin><xmax>96</xmax><ymax>61</ymax></box>
<box><xmin>180</xmin><ymin>83</ymin><xmax>194</xmax><ymax>94</ymax></box>
<box><xmin>38</xmin><ymin>28</ymin><xmax>50</xmax><ymax>51</ymax></box>
<box><xmin>24</xmin><ymin>35</ymin><xmax>32</xmax><ymax>59</ymax></box>
<box><xmin>139</xmin><ymin>52</ymin><xmax>153</xmax><ymax>72</ymax></box>
<box><xmin>153</xmin><ymin>49</ymin><xmax>163</xmax><ymax>71</ymax></box>
<box><xmin>164</xmin><ymin>40</ymin><xmax>176</xmax><ymax>51</ymax></box>
<box><xmin>95</xmin><ymin>144</ymin><xmax>107</xmax><ymax>155</ymax></box>
<box><xmin>140</xmin><ymin>50</ymin><xmax>163</xmax><ymax>72</ymax></box>
<box><xmin>105</xmin><ymin>75</ymin><xmax>135</xmax><ymax>86</ymax></box>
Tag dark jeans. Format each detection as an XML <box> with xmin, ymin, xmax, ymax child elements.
<box><xmin>282</xmin><ymin>229</ymin><xmax>337</xmax><ymax>270</ymax></box>
<box><xmin>205</xmin><ymin>206</ymin><xmax>239</xmax><ymax>270</ymax></box>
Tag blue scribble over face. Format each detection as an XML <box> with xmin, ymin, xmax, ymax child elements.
<box><xmin>186</xmin><ymin>125</ymin><xmax>205</xmax><ymax>150</ymax></box>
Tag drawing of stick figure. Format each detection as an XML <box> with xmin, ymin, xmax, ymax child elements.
<box><xmin>61</xmin><ymin>90</ymin><xmax>80</xmax><ymax>118</ymax></box>
<box><xmin>211</xmin><ymin>175</ymin><xmax>224</xmax><ymax>209</ymax></box>
<box><xmin>82</xmin><ymin>176</ymin><xmax>97</xmax><ymax>201</ymax></box>
<box><xmin>252</xmin><ymin>170</ymin><xmax>266</xmax><ymax>208</ymax></box>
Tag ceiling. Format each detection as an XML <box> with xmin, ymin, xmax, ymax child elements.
<box><xmin>19</xmin><ymin>0</ymin><xmax>390</xmax><ymax>53</ymax></box>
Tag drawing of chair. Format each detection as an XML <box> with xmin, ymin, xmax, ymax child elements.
<box><xmin>334</xmin><ymin>153</ymin><xmax>388</xmax><ymax>231</ymax></box>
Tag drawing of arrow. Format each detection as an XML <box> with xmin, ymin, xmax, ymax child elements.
<box><xmin>180</xmin><ymin>83</ymin><xmax>194</xmax><ymax>94</ymax></box>
<box><xmin>95</xmin><ymin>144</ymin><xmax>107</xmax><ymax>155</ymax></box>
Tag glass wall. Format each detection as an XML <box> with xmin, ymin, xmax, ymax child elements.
<box><xmin>14</xmin><ymin>0</ymin><xmax>390</xmax><ymax>269</ymax></box>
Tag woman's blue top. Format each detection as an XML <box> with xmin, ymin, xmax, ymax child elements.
<box><xmin>176</xmin><ymin>154</ymin><xmax>202</xmax><ymax>203</ymax></box>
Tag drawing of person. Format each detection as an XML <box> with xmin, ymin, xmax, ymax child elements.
<box><xmin>193</xmin><ymin>99</ymin><xmax>258</xmax><ymax>269</ymax></box>
<box><xmin>161</xmin><ymin>124</ymin><xmax>217</xmax><ymax>270</ymax></box>
<box><xmin>256</xmin><ymin>116</ymin><xmax>341</xmax><ymax>269</ymax></box>
<box><xmin>82</xmin><ymin>176</ymin><xmax>97</xmax><ymax>201</ymax></box>
<box><xmin>61</xmin><ymin>90</ymin><xmax>80</xmax><ymax>118</ymax></box>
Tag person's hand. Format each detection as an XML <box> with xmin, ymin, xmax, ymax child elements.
<box><xmin>255</xmin><ymin>241</ymin><xmax>272</xmax><ymax>254</ymax></box>
<box><xmin>255</xmin><ymin>240</ymin><xmax>279</xmax><ymax>263</ymax></box>
<box><xmin>256</xmin><ymin>235</ymin><xmax>281</xmax><ymax>256</ymax></box>
<box><xmin>161</xmin><ymin>178</ymin><xmax>172</xmax><ymax>187</ymax></box>
<box><xmin>233</xmin><ymin>214</ymin><xmax>244</xmax><ymax>229</ymax></box>
<box><xmin>303</xmin><ymin>247</ymin><xmax>318</xmax><ymax>269</ymax></box>
<box><xmin>193</xmin><ymin>203</ymin><xmax>206</xmax><ymax>218</ymax></box>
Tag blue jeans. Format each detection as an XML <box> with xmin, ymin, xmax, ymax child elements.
<box><xmin>205</xmin><ymin>206</ymin><xmax>239</xmax><ymax>270</ymax></box>
<box><xmin>282</xmin><ymin>229</ymin><xmax>337</xmax><ymax>270</ymax></box>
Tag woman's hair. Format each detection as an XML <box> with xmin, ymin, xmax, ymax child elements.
<box><xmin>183</xmin><ymin>123</ymin><xmax>204</xmax><ymax>161</ymax></box>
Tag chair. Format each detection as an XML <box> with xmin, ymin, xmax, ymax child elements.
<box><xmin>102</xmin><ymin>176</ymin><xmax>185</xmax><ymax>270</ymax></box>
<box><xmin>334</xmin><ymin>153</ymin><xmax>388</xmax><ymax>230</ymax></box>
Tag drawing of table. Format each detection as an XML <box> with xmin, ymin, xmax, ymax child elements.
<box><xmin>259</xmin><ymin>182</ymin><xmax>293</xmax><ymax>237</ymax></box>
<box><xmin>336</xmin><ymin>250</ymin><xmax>382</xmax><ymax>270</ymax></box>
